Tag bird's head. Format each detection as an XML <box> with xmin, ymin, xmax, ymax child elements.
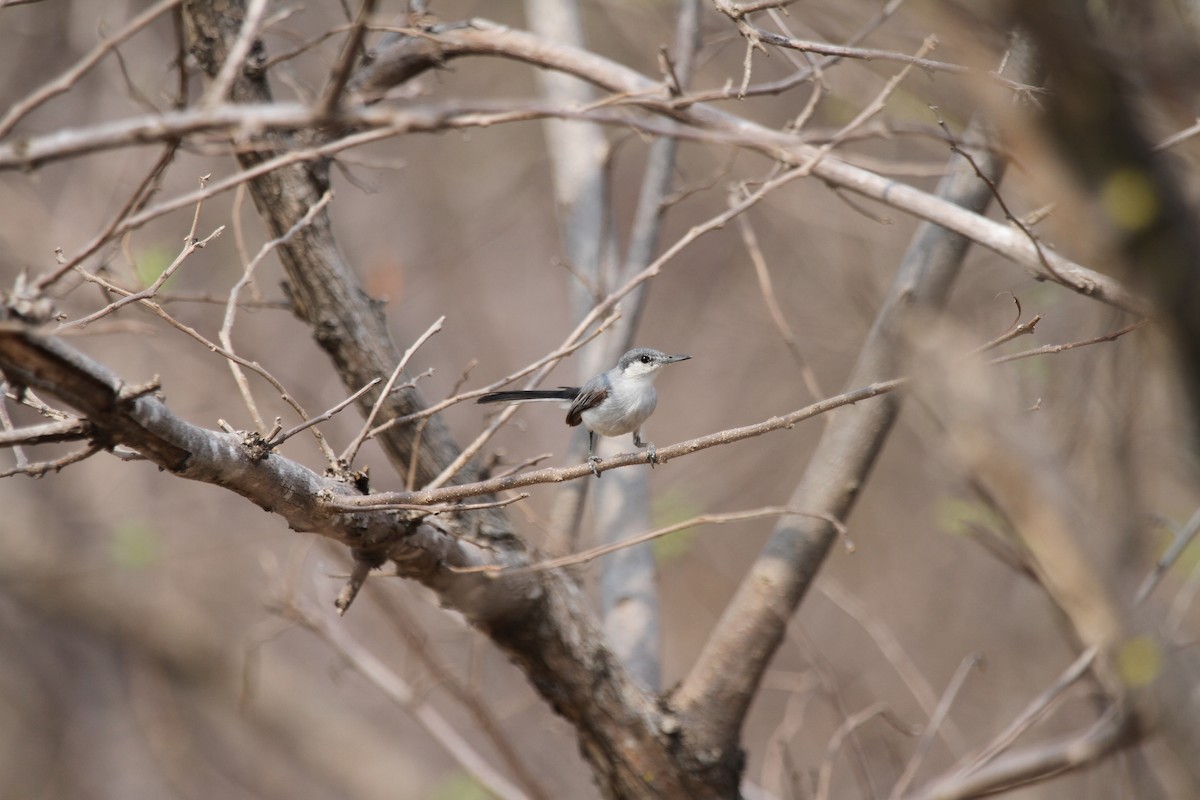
<box><xmin>617</xmin><ymin>348</ymin><xmax>691</xmax><ymax>381</ymax></box>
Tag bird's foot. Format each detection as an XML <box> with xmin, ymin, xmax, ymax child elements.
<box><xmin>646</xmin><ymin>442</ymin><xmax>657</xmax><ymax>468</ymax></box>
<box><xmin>587</xmin><ymin>454</ymin><xmax>602</xmax><ymax>478</ymax></box>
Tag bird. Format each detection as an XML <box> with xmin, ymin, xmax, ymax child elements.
<box><xmin>477</xmin><ymin>348</ymin><xmax>691</xmax><ymax>477</ymax></box>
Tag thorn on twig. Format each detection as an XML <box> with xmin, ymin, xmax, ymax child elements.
<box><xmin>116</xmin><ymin>376</ymin><xmax>162</xmax><ymax>403</ymax></box>
<box><xmin>335</xmin><ymin>548</ymin><xmax>387</xmax><ymax>616</ymax></box>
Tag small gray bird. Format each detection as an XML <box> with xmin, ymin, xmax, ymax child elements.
<box><xmin>477</xmin><ymin>347</ymin><xmax>691</xmax><ymax>477</ymax></box>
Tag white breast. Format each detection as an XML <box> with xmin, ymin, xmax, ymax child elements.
<box><xmin>580</xmin><ymin>382</ymin><xmax>658</xmax><ymax>436</ymax></box>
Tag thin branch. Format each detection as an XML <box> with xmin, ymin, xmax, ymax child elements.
<box><xmin>333</xmin><ymin>315</ymin><xmax>1144</xmax><ymax>506</ymax></box>
<box><xmin>36</xmin><ymin>143</ymin><xmax>182</xmax><ymax>292</ymax></box>
<box><xmin>0</xmin><ymin>0</ymin><xmax>182</xmax><ymax>139</ymax></box>
<box><xmin>266</xmin><ymin>378</ymin><xmax>380</xmax><ymax>450</ymax></box>
<box><xmin>890</xmin><ymin>652</ymin><xmax>985</xmax><ymax>798</ymax></box>
<box><xmin>952</xmin><ymin>647</ymin><xmax>1097</xmax><ymax>778</ymax></box>
<box><xmin>744</xmin><ymin>25</ymin><xmax>1045</xmax><ymax>96</ymax></box>
<box><xmin>0</xmin><ymin>442</ymin><xmax>103</xmax><ymax>478</ymax></box>
<box><xmin>734</xmin><ymin>201</ymin><xmax>823</xmax><ymax>399</ymax></box>
<box><xmin>450</xmin><ymin>506</ymin><xmax>849</xmax><ymax>575</ymax></box>
<box><xmin>274</xmin><ymin>597</ymin><xmax>531</xmax><ymax>800</ymax></box>
<box><xmin>362</xmin><ymin>572</ymin><xmax>555</xmax><ymax>800</ymax></box>
<box><xmin>817</xmin><ymin>703</ymin><xmax>916</xmax><ymax>800</ymax></box>
<box><xmin>1135</xmin><ymin>506</ymin><xmax>1200</xmax><ymax>605</ymax></box>
<box><xmin>989</xmin><ymin>319</ymin><xmax>1150</xmax><ymax>365</ymax></box>
<box><xmin>0</xmin><ymin>102</ymin><xmax>1144</xmax><ymax>312</ymax></box>
<box><xmin>0</xmin><ymin>418</ymin><xmax>90</xmax><ymax>447</ymax></box>
<box><xmin>820</xmin><ymin>580</ymin><xmax>966</xmax><ymax>754</ymax></box>
<box><xmin>0</xmin><ymin>388</ymin><xmax>28</xmax><ymax>467</ymax></box>
<box><xmin>341</xmin><ymin>315</ymin><xmax>444</xmax><ymax>466</ymax></box>
<box><xmin>316</xmin><ymin>0</ymin><xmax>378</xmax><ymax>117</ymax></box>
<box><xmin>348</xmin><ymin>494</ymin><xmax>529</xmax><ymax>515</ymax></box>
<box><xmin>904</xmin><ymin>704</ymin><xmax>1132</xmax><ymax>800</ymax></box>
<box><xmin>221</xmin><ymin>190</ymin><xmax>335</xmax><ymax>434</ymax></box>
<box><xmin>67</xmin><ymin>269</ymin><xmax>326</xmax><ymax>441</ymax></box>
<box><xmin>58</xmin><ymin>199</ymin><xmax>225</xmax><ymax>333</ymax></box>
<box><xmin>201</xmin><ymin>0</ymin><xmax>270</xmax><ymax>108</ymax></box>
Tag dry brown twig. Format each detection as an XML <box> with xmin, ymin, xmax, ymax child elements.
<box><xmin>272</xmin><ymin>594</ymin><xmax>532</xmax><ymax>800</ymax></box>
<box><xmin>0</xmin><ymin>442</ymin><xmax>103</xmax><ymax>478</ymax></box>
<box><xmin>819</xmin><ymin>580</ymin><xmax>967</xmax><ymax>755</ymax></box>
<box><xmin>266</xmin><ymin>378</ymin><xmax>380</xmax><ymax>452</ymax></box>
<box><xmin>889</xmin><ymin>652</ymin><xmax>986</xmax><ymax>798</ymax></box>
<box><xmin>222</xmin><ymin>191</ymin><xmax>335</xmax><ymax>433</ymax></box>
<box><xmin>951</xmin><ymin>646</ymin><xmax>1098</xmax><ymax>780</ymax></box>
<box><xmin>201</xmin><ymin>0</ymin><xmax>270</xmax><ymax>108</ymax></box>
<box><xmin>451</xmin><ymin>506</ymin><xmax>851</xmax><ymax>576</ymax></box>
<box><xmin>817</xmin><ymin>702</ymin><xmax>918</xmax><ymax>800</ymax></box>
<box><xmin>341</xmin><ymin>315</ymin><xmax>444</xmax><ymax>467</ymax></box>
<box><xmin>733</xmin><ymin>194</ymin><xmax>823</xmax><ymax>400</ymax></box>
<box><xmin>58</xmin><ymin>175</ymin><xmax>224</xmax><ymax>333</ymax></box>
<box><xmin>0</xmin><ymin>0</ymin><xmax>182</xmax><ymax>138</ymax></box>
<box><xmin>316</xmin><ymin>0</ymin><xmax>378</xmax><ymax>117</ymax></box>
<box><xmin>359</xmin><ymin>574</ymin><xmax>554</xmax><ymax>800</ymax></box>
<box><xmin>67</xmin><ymin>268</ymin><xmax>331</xmax><ymax>453</ymax></box>
<box><xmin>331</xmin><ymin>315</ymin><xmax>1145</xmax><ymax>508</ymax></box>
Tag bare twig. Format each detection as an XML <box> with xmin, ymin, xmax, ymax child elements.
<box><xmin>820</xmin><ymin>580</ymin><xmax>966</xmax><ymax>754</ymax></box>
<box><xmin>0</xmin><ymin>418</ymin><xmax>90</xmax><ymax>448</ymax></box>
<box><xmin>274</xmin><ymin>596</ymin><xmax>532</xmax><ymax>800</ymax></box>
<box><xmin>202</xmin><ymin>0</ymin><xmax>270</xmax><ymax>107</ymax></box>
<box><xmin>267</xmin><ymin>379</ymin><xmax>380</xmax><ymax>450</ymax></box>
<box><xmin>316</xmin><ymin>0</ymin><xmax>378</xmax><ymax>117</ymax></box>
<box><xmin>36</xmin><ymin>144</ymin><xmax>182</xmax><ymax>293</ymax></box>
<box><xmin>989</xmin><ymin>319</ymin><xmax>1149</xmax><ymax>365</ymax></box>
<box><xmin>890</xmin><ymin>652</ymin><xmax>985</xmax><ymax>798</ymax></box>
<box><xmin>744</xmin><ymin>25</ymin><xmax>1044</xmax><ymax>96</ymax></box>
<box><xmin>734</xmin><ymin>201</ymin><xmax>823</xmax><ymax>399</ymax></box>
<box><xmin>952</xmin><ymin>647</ymin><xmax>1097</xmax><ymax>778</ymax></box>
<box><xmin>362</xmin><ymin>573</ymin><xmax>554</xmax><ymax>800</ymax></box>
<box><xmin>222</xmin><ymin>191</ymin><xmax>334</xmax><ymax>433</ymax></box>
<box><xmin>0</xmin><ymin>97</ymin><xmax>1143</xmax><ymax>312</ymax></box>
<box><xmin>0</xmin><ymin>442</ymin><xmax>102</xmax><ymax>478</ymax></box>
<box><xmin>1135</xmin><ymin>506</ymin><xmax>1200</xmax><ymax>605</ymax></box>
<box><xmin>447</xmin><ymin>507</ymin><xmax>847</xmax><ymax>575</ymax></box>
<box><xmin>905</xmin><ymin>704</ymin><xmax>1131</xmax><ymax>800</ymax></box>
<box><xmin>66</xmin><ymin>269</ymin><xmax>327</xmax><ymax>443</ymax></box>
<box><xmin>341</xmin><ymin>315</ymin><xmax>444</xmax><ymax>466</ymax></box>
<box><xmin>817</xmin><ymin>703</ymin><xmax>916</xmax><ymax>800</ymax></box>
<box><xmin>0</xmin><ymin>0</ymin><xmax>182</xmax><ymax>138</ymax></box>
<box><xmin>58</xmin><ymin>178</ymin><xmax>223</xmax><ymax>333</ymax></box>
<box><xmin>334</xmin><ymin>315</ymin><xmax>1144</xmax><ymax>505</ymax></box>
<box><xmin>347</xmin><ymin>494</ymin><xmax>529</xmax><ymax>515</ymax></box>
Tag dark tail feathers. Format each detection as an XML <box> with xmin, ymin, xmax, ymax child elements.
<box><xmin>477</xmin><ymin>388</ymin><xmax>579</xmax><ymax>404</ymax></box>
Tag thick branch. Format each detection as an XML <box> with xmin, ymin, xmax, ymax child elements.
<box><xmin>350</xmin><ymin>18</ymin><xmax>1141</xmax><ymax>312</ymax></box>
<box><xmin>0</xmin><ymin>321</ymin><xmax>723</xmax><ymax>797</ymax></box>
<box><xmin>181</xmin><ymin>0</ymin><xmax>484</xmax><ymax>510</ymax></box>
<box><xmin>670</xmin><ymin>37</ymin><xmax>1040</xmax><ymax>769</ymax></box>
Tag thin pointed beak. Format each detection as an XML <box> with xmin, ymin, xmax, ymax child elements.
<box><xmin>665</xmin><ymin>354</ymin><xmax>691</xmax><ymax>363</ymax></box>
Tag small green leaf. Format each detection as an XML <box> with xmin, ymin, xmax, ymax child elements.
<box><xmin>934</xmin><ymin>496</ymin><xmax>1006</xmax><ymax>538</ymax></box>
<box><xmin>652</xmin><ymin>487</ymin><xmax>704</xmax><ymax>563</ymax></box>
<box><xmin>1117</xmin><ymin>635</ymin><xmax>1162</xmax><ymax>688</ymax></box>
<box><xmin>109</xmin><ymin>519</ymin><xmax>160</xmax><ymax>570</ymax></box>
<box><xmin>131</xmin><ymin>245</ymin><xmax>174</xmax><ymax>288</ymax></box>
<box><xmin>429</xmin><ymin>772</ymin><xmax>489</xmax><ymax>800</ymax></box>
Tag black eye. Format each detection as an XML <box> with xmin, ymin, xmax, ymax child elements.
<box><xmin>640</xmin><ymin>354</ymin><xmax>652</xmax><ymax>364</ymax></box>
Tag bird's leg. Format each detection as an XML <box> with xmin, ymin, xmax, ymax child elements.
<box><xmin>587</xmin><ymin>430</ymin><xmax>602</xmax><ymax>478</ymax></box>
<box><xmin>633</xmin><ymin>429</ymin><xmax>657</xmax><ymax>467</ymax></box>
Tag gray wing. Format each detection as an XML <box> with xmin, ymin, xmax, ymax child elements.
<box><xmin>565</xmin><ymin>372</ymin><xmax>610</xmax><ymax>427</ymax></box>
